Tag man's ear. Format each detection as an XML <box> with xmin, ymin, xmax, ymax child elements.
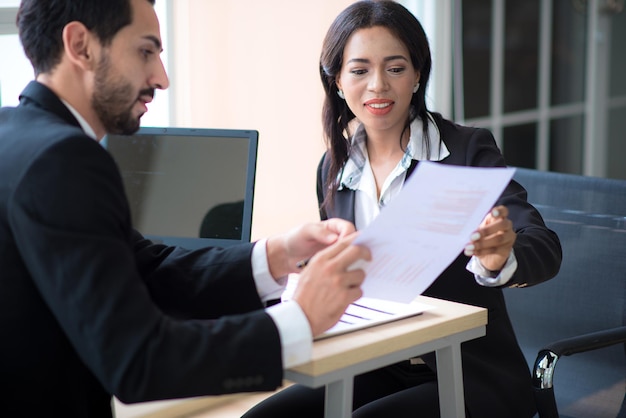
<box><xmin>62</xmin><ymin>21</ymin><xmax>97</xmax><ymax>70</ymax></box>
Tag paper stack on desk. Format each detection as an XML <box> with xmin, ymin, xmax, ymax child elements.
<box><xmin>282</xmin><ymin>278</ymin><xmax>433</xmax><ymax>339</ymax></box>
<box><xmin>288</xmin><ymin>162</ymin><xmax>515</xmax><ymax>338</ymax></box>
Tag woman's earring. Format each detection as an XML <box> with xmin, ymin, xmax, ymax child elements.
<box><xmin>337</xmin><ymin>90</ymin><xmax>345</xmax><ymax>99</ymax></box>
<box><xmin>413</xmin><ymin>83</ymin><xmax>420</xmax><ymax>94</ymax></box>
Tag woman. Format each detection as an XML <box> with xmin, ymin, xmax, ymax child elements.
<box><xmin>243</xmin><ymin>1</ymin><xmax>561</xmax><ymax>417</ymax></box>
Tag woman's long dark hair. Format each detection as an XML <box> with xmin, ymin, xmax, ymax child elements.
<box><xmin>319</xmin><ymin>0</ymin><xmax>432</xmax><ymax>210</ymax></box>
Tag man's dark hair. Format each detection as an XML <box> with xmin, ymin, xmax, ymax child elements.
<box><xmin>17</xmin><ymin>0</ymin><xmax>156</xmax><ymax>76</ymax></box>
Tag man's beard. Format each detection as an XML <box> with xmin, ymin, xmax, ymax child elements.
<box><xmin>92</xmin><ymin>52</ymin><xmax>154</xmax><ymax>135</ymax></box>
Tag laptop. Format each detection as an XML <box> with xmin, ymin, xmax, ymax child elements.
<box><xmin>103</xmin><ymin>127</ymin><xmax>258</xmax><ymax>249</ymax></box>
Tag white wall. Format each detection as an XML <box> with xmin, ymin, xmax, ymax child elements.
<box><xmin>167</xmin><ymin>1</ymin><xmax>359</xmax><ymax>240</ymax></box>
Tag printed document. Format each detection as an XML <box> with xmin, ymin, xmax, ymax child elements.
<box><xmin>353</xmin><ymin>161</ymin><xmax>515</xmax><ymax>303</ymax></box>
<box><xmin>285</xmin><ymin>162</ymin><xmax>515</xmax><ymax>338</ymax></box>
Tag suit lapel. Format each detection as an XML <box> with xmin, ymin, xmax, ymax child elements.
<box><xmin>406</xmin><ymin>159</ymin><xmax>419</xmax><ymax>179</ymax></box>
<box><xmin>331</xmin><ymin>189</ymin><xmax>356</xmax><ymax>224</ymax></box>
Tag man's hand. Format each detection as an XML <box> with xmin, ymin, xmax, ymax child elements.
<box><xmin>291</xmin><ymin>235</ymin><xmax>370</xmax><ymax>337</ymax></box>
<box><xmin>464</xmin><ymin>205</ymin><xmax>516</xmax><ymax>272</ymax></box>
<box><xmin>266</xmin><ymin>218</ymin><xmax>356</xmax><ymax>278</ymax></box>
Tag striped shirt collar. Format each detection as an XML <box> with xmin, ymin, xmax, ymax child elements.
<box><xmin>338</xmin><ymin>113</ymin><xmax>450</xmax><ymax>191</ymax></box>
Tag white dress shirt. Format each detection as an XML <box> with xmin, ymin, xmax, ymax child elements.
<box><xmin>251</xmin><ymin>240</ymin><xmax>312</xmax><ymax>367</ymax></box>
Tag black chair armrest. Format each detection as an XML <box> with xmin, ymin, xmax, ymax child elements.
<box><xmin>532</xmin><ymin>326</ymin><xmax>626</xmax><ymax>418</ymax></box>
<box><xmin>543</xmin><ymin>325</ymin><xmax>626</xmax><ymax>358</ymax></box>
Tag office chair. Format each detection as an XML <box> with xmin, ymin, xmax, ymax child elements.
<box><xmin>532</xmin><ymin>326</ymin><xmax>626</xmax><ymax>418</ymax></box>
<box><xmin>503</xmin><ymin>168</ymin><xmax>626</xmax><ymax>418</ymax></box>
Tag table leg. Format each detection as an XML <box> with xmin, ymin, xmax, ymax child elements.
<box><xmin>436</xmin><ymin>343</ymin><xmax>466</xmax><ymax>418</ymax></box>
<box><xmin>324</xmin><ymin>377</ymin><xmax>353</xmax><ymax>418</ymax></box>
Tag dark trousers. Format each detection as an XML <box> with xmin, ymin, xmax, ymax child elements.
<box><xmin>241</xmin><ymin>361</ymin><xmax>456</xmax><ymax>418</ymax></box>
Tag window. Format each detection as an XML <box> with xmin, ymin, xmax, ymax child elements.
<box><xmin>0</xmin><ymin>3</ymin><xmax>28</xmax><ymax>108</ymax></box>
<box><xmin>455</xmin><ymin>0</ymin><xmax>626</xmax><ymax>179</ymax></box>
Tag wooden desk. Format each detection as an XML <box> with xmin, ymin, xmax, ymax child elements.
<box><xmin>284</xmin><ymin>296</ymin><xmax>487</xmax><ymax>418</ymax></box>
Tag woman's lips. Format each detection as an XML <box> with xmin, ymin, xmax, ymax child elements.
<box><xmin>364</xmin><ymin>99</ymin><xmax>394</xmax><ymax>116</ymax></box>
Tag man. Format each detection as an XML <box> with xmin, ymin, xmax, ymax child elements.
<box><xmin>0</xmin><ymin>0</ymin><xmax>370</xmax><ymax>416</ymax></box>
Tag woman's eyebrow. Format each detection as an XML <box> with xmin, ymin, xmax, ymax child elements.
<box><xmin>383</xmin><ymin>55</ymin><xmax>409</xmax><ymax>62</ymax></box>
<box><xmin>346</xmin><ymin>55</ymin><xmax>409</xmax><ymax>65</ymax></box>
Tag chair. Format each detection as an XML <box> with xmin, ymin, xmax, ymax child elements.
<box><xmin>503</xmin><ymin>168</ymin><xmax>626</xmax><ymax>418</ymax></box>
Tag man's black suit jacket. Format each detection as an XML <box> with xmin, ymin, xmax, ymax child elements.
<box><xmin>317</xmin><ymin>113</ymin><xmax>562</xmax><ymax>418</ymax></box>
<box><xmin>0</xmin><ymin>81</ymin><xmax>283</xmax><ymax>417</ymax></box>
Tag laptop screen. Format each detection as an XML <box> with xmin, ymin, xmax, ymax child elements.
<box><xmin>103</xmin><ymin>127</ymin><xmax>258</xmax><ymax>249</ymax></box>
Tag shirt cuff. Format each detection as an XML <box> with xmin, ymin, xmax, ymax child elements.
<box><xmin>252</xmin><ymin>238</ymin><xmax>288</xmax><ymax>302</ymax></box>
<box><xmin>265</xmin><ymin>300</ymin><xmax>313</xmax><ymax>368</ymax></box>
<box><xmin>466</xmin><ymin>249</ymin><xmax>518</xmax><ymax>287</ymax></box>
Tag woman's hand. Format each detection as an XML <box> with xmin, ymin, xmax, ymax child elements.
<box><xmin>464</xmin><ymin>205</ymin><xmax>516</xmax><ymax>272</ymax></box>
